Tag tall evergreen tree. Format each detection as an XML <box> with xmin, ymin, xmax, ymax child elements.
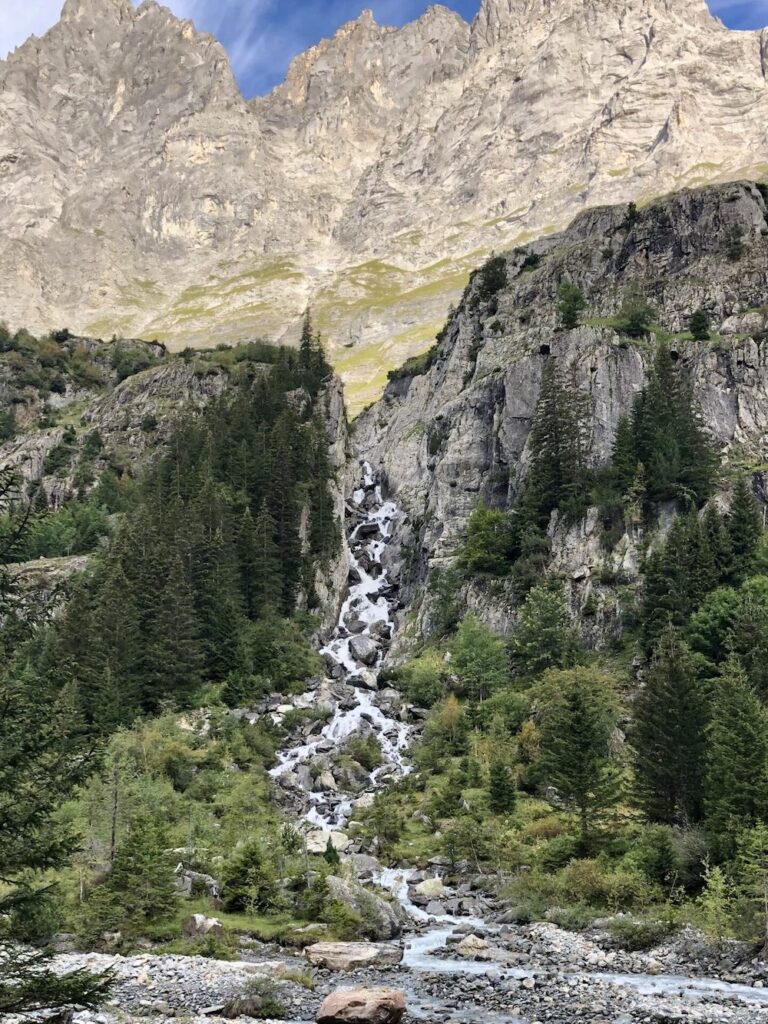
<box><xmin>488</xmin><ymin>761</ymin><xmax>518</xmax><ymax>814</ymax></box>
<box><xmin>0</xmin><ymin>487</ymin><xmax>108</xmax><ymax>1015</ymax></box>
<box><xmin>537</xmin><ymin>668</ymin><xmax>623</xmax><ymax>849</ymax></box>
<box><xmin>727</xmin><ymin>476</ymin><xmax>762</xmax><ymax>584</ymax></box>
<box><xmin>633</xmin><ymin>626</ymin><xmax>707</xmax><ymax>825</ymax></box>
<box><xmin>522</xmin><ymin>358</ymin><xmax>591</xmax><ymax>527</ymax></box>
<box><xmin>705</xmin><ymin>659</ymin><xmax>768</xmax><ymax>854</ymax></box>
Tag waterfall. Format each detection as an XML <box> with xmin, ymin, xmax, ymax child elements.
<box><xmin>269</xmin><ymin>462</ymin><xmax>412</xmax><ymax>831</ymax></box>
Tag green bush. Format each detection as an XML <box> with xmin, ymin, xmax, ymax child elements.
<box><xmin>606</xmin><ymin>916</ymin><xmax>675</xmax><ymax>951</ymax></box>
<box><xmin>476</xmin><ymin>256</ymin><xmax>507</xmax><ymax>299</ymax></box>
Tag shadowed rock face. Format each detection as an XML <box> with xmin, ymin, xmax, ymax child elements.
<box><xmin>1</xmin><ymin>0</ymin><xmax>768</xmax><ymax>408</ymax></box>
<box><xmin>352</xmin><ymin>180</ymin><xmax>768</xmax><ymax>641</ymax></box>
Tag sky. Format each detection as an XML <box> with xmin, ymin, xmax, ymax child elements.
<box><xmin>1</xmin><ymin>0</ymin><xmax>767</xmax><ymax>96</ymax></box>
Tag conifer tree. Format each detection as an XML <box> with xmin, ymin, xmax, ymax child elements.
<box><xmin>508</xmin><ymin>584</ymin><xmax>581</xmax><ymax>677</ymax></box>
<box><xmin>101</xmin><ymin>812</ymin><xmax>177</xmax><ymax>927</ymax></box>
<box><xmin>727</xmin><ymin>476</ymin><xmax>762</xmax><ymax>584</ymax></box>
<box><xmin>633</xmin><ymin>626</ymin><xmax>707</xmax><ymax>825</ymax></box>
<box><xmin>537</xmin><ymin>668</ymin><xmax>623</xmax><ymax>849</ymax></box>
<box><xmin>558</xmin><ymin>282</ymin><xmax>586</xmax><ymax>330</ymax></box>
<box><xmin>488</xmin><ymin>761</ymin><xmax>518</xmax><ymax>814</ymax></box>
<box><xmin>705</xmin><ymin>659</ymin><xmax>768</xmax><ymax>854</ymax></box>
<box><xmin>0</xmin><ymin>526</ymin><xmax>108</xmax><ymax>1014</ymax></box>
<box><xmin>522</xmin><ymin>358</ymin><xmax>591</xmax><ymax>528</ymax></box>
<box><xmin>150</xmin><ymin>551</ymin><xmax>205</xmax><ymax>707</ymax></box>
<box><xmin>735</xmin><ymin>824</ymin><xmax>768</xmax><ymax>955</ymax></box>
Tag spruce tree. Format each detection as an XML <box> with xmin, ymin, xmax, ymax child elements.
<box><xmin>705</xmin><ymin>658</ymin><xmax>768</xmax><ymax>854</ymax></box>
<box><xmin>101</xmin><ymin>812</ymin><xmax>177</xmax><ymax>928</ymax></box>
<box><xmin>633</xmin><ymin>626</ymin><xmax>707</xmax><ymax>825</ymax></box>
<box><xmin>488</xmin><ymin>761</ymin><xmax>518</xmax><ymax>814</ymax></box>
<box><xmin>558</xmin><ymin>282</ymin><xmax>586</xmax><ymax>330</ymax></box>
<box><xmin>727</xmin><ymin>476</ymin><xmax>762</xmax><ymax>584</ymax></box>
<box><xmin>0</xmin><ymin>591</ymin><xmax>108</xmax><ymax>1013</ymax></box>
<box><xmin>522</xmin><ymin>358</ymin><xmax>591</xmax><ymax>528</ymax></box>
<box><xmin>537</xmin><ymin>668</ymin><xmax>623</xmax><ymax>849</ymax></box>
<box><xmin>508</xmin><ymin>584</ymin><xmax>581</xmax><ymax>677</ymax></box>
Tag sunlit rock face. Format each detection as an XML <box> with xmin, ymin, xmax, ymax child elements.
<box><xmin>1</xmin><ymin>0</ymin><xmax>767</xmax><ymax>409</ymax></box>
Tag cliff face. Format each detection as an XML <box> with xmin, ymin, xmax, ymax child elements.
<box><xmin>353</xmin><ymin>181</ymin><xmax>768</xmax><ymax>644</ymax></box>
<box><xmin>1</xmin><ymin>0</ymin><xmax>768</xmax><ymax>409</ymax></box>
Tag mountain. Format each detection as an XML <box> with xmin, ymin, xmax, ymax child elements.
<box><xmin>355</xmin><ymin>179</ymin><xmax>768</xmax><ymax>643</ymax></box>
<box><xmin>1</xmin><ymin>0</ymin><xmax>767</xmax><ymax>409</ymax></box>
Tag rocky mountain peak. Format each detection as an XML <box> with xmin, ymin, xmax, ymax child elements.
<box><xmin>60</xmin><ymin>0</ymin><xmax>135</xmax><ymax>25</ymax></box>
<box><xmin>471</xmin><ymin>0</ymin><xmax>720</xmax><ymax>49</ymax></box>
<box><xmin>1</xmin><ymin>0</ymin><xmax>767</xmax><ymax>413</ymax></box>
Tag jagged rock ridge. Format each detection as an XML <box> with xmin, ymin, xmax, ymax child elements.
<box><xmin>1</xmin><ymin>0</ymin><xmax>768</xmax><ymax>409</ymax></box>
<box><xmin>354</xmin><ymin>180</ymin><xmax>768</xmax><ymax>644</ymax></box>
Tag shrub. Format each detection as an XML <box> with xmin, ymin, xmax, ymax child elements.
<box><xmin>613</xmin><ymin>287</ymin><xmax>654</xmax><ymax>338</ymax></box>
<box><xmin>606</xmin><ymin>916</ymin><xmax>675</xmax><ymax>951</ymax></box>
<box><xmin>689</xmin><ymin>309</ymin><xmax>710</xmax><ymax>341</ymax></box>
<box><xmin>558</xmin><ymin>283</ymin><xmax>586</xmax><ymax>330</ymax></box>
<box><xmin>477</xmin><ymin>256</ymin><xmax>508</xmax><ymax>299</ymax></box>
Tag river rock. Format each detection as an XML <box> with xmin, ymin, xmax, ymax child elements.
<box><xmin>305</xmin><ymin>942</ymin><xmax>404</xmax><ymax>971</ymax></box>
<box><xmin>317</xmin><ymin>987</ymin><xmax>406</xmax><ymax>1024</ymax></box>
<box><xmin>306</xmin><ymin>831</ymin><xmax>351</xmax><ymax>854</ymax></box>
<box><xmin>415</xmin><ymin>877</ymin><xmax>445</xmax><ymax>898</ymax></box>
<box><xmin>349</xmin><ymin>669</ymin><xmax>379</xmax><ymax>691</ymax></box>
<box><xmin>326</xmin><ymin>876</ymin><xmax>405</xmax><ymax>939</ymax></box>
<box><xmin>182</xmin><ymin>914</ymin><xmax>223</xmax><ymax>939</ymax></box>
<box><xmin>349</xmin><ymin>636</ymin><xmax>379</xmax><ymax>667</ymax></box>
<box><xmin>456</xmin><ymin>934</ymin><xmax>493</xmax><ymax>960</ymax></box>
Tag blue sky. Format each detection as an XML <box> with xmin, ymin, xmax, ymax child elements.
<box><xmin>1</xmin><ymin>1</ymin><xmax>767</xmax><ymax>96</ymax></box>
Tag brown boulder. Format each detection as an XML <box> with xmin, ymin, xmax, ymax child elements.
<box><xmin>317</xmin><ymin>987</ymin><xmax>406</xmax><ymax>1024</ymax></box>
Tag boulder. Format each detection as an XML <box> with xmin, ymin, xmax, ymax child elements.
<box><xmin>326</xmin><ymin>876</ymin><xmax>405</xmax><ymax>939</ymax></box>
<box><xmin>349</xmin><ymin>636</ymin><xmax>379</xmax><ymax>667</ymax></box>
<box><xmin>305</xmin><ymin>942</ymin><xmax>404</xmax><ymax>971</ymax></box>
<box><xmin>182</xmin><ymin>913</ymin><xmax>223</xmax><ymax>939</ymax></box>
<box><xmin>348</xmin><ymin>669</ymin><xmax>379</xmax><ymax>691</ymax></box>
<box><xmin>306</xmin><ymin>830</ymin><xmax>351</xmax><ymax>854</ymax></box>
<box><xmin>456</xmin><ymin>934</ymin><xmax>492</xmax><ymax>960</ymax></box>
<box><xmin>414</xmin><ymin>877</ymin><xmax>445</xmax><ymax>898</ymax></box>
<box><xmin>317</xmin><ymin>987</ymin><xmax>406</xmax><ymax>1024</ymax></box>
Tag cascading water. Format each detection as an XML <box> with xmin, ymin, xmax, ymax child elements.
<box><xmin>269</xmin><ymin>462</ymin><xmax>412</xmax><ymax>831</ymax></box>
<box><xmin>268</xmin><ymin>463</ymin><xmax>768</xmax><ymax>1020</ymax></box>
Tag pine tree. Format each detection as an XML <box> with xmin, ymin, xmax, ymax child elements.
<box><xmin>537</xmin><ymin>668</ymin><xmax>623</xmax><ymax>849</ymax></box>
<box><xmin>558</xmin><ymin>282</ymin><xmax>586</xmax><ymax>330</ymax></box>
<box><xmin>689</xmin><ymin>309</ymin><xmax>711</xmax><ymax>341</ymax></box>
<box><xmin>488</xmin><ymin>761</ymin><xmax>518</xmax><ymax>814</ymax></box>
<box><xmin>450</xmin><ymin>615</ymin><xmax>508</xmax><ymax>701</ymax></box>
<box><xmin>705</xmin><ymin>659</ymin><xmax>768</xmax><ymax>854</ymax></box>
<box><xmin>101</xmin><ymin>812</ymin><xmax>177</xmax><ymax>927</ymax></box>
<box><xmin>729</xmin><ymin>585</ymin><xmax>768</xmax><ymax>701</ymax></box>
<box><xmin>522</xmin><ymin>359</ymin><xmax>591</xmax><ymax>528</ymax></box>
<box><xmin>323</xmin><ymin>838</ymin><xmax>341</xmax><ymax>866</ymax></box>
<box><xmin>508</xmin><ymin>584</ymin><xmax>581</xmax><ymax>677</ymax></box>
<box><xmin>240</xmin><ymin>502</ymin><xmax>283</xmax><ymax>618</ymax></box>
<box><xmin>150</xmin><ymin>551</ymin><xmax>205</xmax><ymax>707</ymax></box>
<box><xmin>633</xmin><ymin>626</ymin><xmax>707</xmax><ymax>825</ymax></box>
<box><xmin>0</xmin><ymin>656</ymin><xmax>109</xmax><ymax>1014</ymax></box>
<box><xmin>727</xmin><ymin>476</ymin><xmax>762</xmax><ymax>584</ymax></box>
<box><xmin>735</xmin><ymin>824</ymin><xmax>768</xmax><ymax>955</ymax></box>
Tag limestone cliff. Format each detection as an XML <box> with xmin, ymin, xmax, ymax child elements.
<box><xmin>353</xmin><ymin>180</ymin><xmax>768</xmax><ymax>646</ymax></box>
<box><xmin>1</xmin><ymin>0</ymin><xmax>768</xmax><ymax>410</ymax></box>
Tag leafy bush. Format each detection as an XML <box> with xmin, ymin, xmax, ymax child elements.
<box><xmin>476</xmin><ymin>256</ymin><xmax>508</xmax><ymax>299</ymax></box>
<box><xmin>606</xmin><ymin>916</ymin><xmax>675</xmax><ymax>951</ymax></box>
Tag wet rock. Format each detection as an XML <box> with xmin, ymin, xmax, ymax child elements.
<box><xmin>306</xmin><ymin>831</ymin><xmax>351</xmax><ymax>854</ymax></box>
<box><xmin>305</xmin><ymin>942</ymin><xmax>404</xmax><ymax>971</ymax></box>
<box><xmin>326</xmin><ymin>876</ymin><xmax>406</xmax><ymax>940</ymax></box>
<box><xmin>349</xmin><ymin>636</ymin><xmax>380</xmax><ymax>666</ymax></box>
<box><xmin>317</xmin><ymin>987</ymin><xmax>406</xmax><ymax>1024</ymax></box>
<box><xmin>415</xmin><ymin>878</ymin><xmax>445</xmax><ymax>898</ymax></box>
<box><xmin>349</xmin><ymin>669</ymin><xmax>379</xmax><ymax>691</ymax></box>
<box><xmin>456</xmin><ymin>934</ymin><xmax>492</xmax><ymax>960</ymax></box>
